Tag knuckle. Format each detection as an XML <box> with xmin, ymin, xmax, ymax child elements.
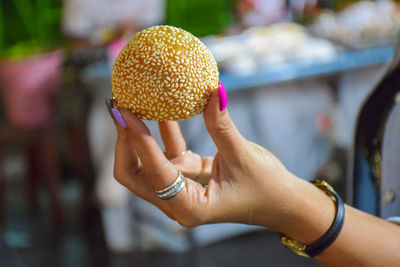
<box><xmin>113</xmin><ymin>167</ymin><xmax>137</xmax><ymax>189</ymax></box>
<box><xmin>211</xmin><ymin>117</ymin><xmax>232</xmax><ymax>137</ymax></box>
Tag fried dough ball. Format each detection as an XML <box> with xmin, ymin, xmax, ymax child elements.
<box><xmin>112</xmin><ymin>25</ymin><xmax>219</xmax><ymax>121</ymax></box>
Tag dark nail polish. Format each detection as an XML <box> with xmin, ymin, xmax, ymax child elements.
<box><xmin>105</xmin><ymin>98</ymin><xmax>116</xmax><ymax>122</ymax></box>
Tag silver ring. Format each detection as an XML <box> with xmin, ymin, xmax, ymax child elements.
<box><xmin>156</xmin><ymin>171</ymin><xmax>186</xmax><ymax>200</ymax></box>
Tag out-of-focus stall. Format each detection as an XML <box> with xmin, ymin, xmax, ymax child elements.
<box><xmin>0</xmin><ymin>0</ymin><xmax>398</xmax><ymax>266</ymax></box>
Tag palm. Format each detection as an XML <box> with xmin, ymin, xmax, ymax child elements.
<box><xmin>169</xmin><ymin>151</ymin><xmax>213</xmax><ymax>185</ymax></box>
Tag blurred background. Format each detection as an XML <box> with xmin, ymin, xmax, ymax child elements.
<box><xmin>0</xmin><ymin>0</ymin><xmax>399</xmax><ymax>266</ymax></box>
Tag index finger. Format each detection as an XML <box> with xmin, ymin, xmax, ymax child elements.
<box><xmin>118</xmin><ymin>109</ymin><xmax>179</xmax><ymax>191</ymax></box>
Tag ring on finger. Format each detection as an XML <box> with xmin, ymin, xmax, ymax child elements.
<box><xmin>156</xmin><ymin>171</ymin><xmax>186</xmax><ymax>200</ymax></box>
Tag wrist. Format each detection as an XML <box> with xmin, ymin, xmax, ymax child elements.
<box><xmin>271</xmin><ymin>177</ymin><xmax>337</xmax><ymax>245</ymax></box>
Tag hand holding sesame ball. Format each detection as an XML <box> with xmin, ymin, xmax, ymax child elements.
<box><xmin>110</xmin><ymin>26</ymin><xmax>400</xmax><ymax>266</ymax></box>
<box><xmin>112</xmin><ymin>25</ymin><xmax>219</xmax><ymax>121</ymax></box>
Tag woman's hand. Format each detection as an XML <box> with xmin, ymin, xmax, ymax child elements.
<box><xmin>111</xmin><ymin>84</ymin><xmax>400</xmax><ymax>267</ymax></box>
<box><xmin>112</xmin><ymin>87</ymin><xmax>302</xmax><ymax>230</ymax></box>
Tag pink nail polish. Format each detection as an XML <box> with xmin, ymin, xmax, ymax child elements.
<box><xmin>218</xmin><ymin>81</ymin><xmax>228</xmax><ymax>112</ymax></box>
<box><xmin>112</xmin><ymin>108</ymin><xmax>127</xmax><ymax>128</ymax></box>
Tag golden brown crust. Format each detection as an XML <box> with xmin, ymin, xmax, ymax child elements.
<box><xmin>112</xmin><ymin>25</ymin><xmax>219</xmax><ymax>121</ymax></box>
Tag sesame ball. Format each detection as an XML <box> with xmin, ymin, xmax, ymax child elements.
<box><xmin>112</xmin><ymin>25</ymin><xmax>219</xmax><ymax>121</ymax></box>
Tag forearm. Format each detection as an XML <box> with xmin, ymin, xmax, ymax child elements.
<box><xmin>264</xmin><ymin>177</ymin><xmax>400</xmax><ymax>266</ymax></box>
<box><xmin>316</xmin><ymin>205</ymin><xmax>400</xmax><ymax>266</ymax></box>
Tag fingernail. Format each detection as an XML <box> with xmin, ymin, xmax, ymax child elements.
<box><xmin>105</xmin><ymin>98</ymin><xmax>116</xmax><ymax>122</ymax></box>
<box><xmin>112</xmin><ymin>108</ymin><xmax>127</xmax><ymax>128</ymax></box>
<box><xmin>218</xmin><ymin>81</ymin><xmax>228</xmax><ymax>112</ymax></box>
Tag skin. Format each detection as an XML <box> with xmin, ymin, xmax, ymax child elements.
<box><xmin>113</xmin><ymin>91</ymin><xmax>400</xmax><ymax>266</ymax></box>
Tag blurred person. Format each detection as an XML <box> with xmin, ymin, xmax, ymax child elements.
<box><xmin>0</xmin><ymin>51</ymin><xmax>64</xmax><ymax>226</ymax></box>
<box><xmin>236</xmin><ymin>0</ymin><xmax>317</xmax><ymax>29</ymax></box>
<box><xmin>236</xmin><ymin>0</ymin><xmax>286</xmax><ymax>28</ymax></box>
<box><xmin>63</xmin><ymin>0</ymin><xmax>165</xmax><ymax>45</ymax></box>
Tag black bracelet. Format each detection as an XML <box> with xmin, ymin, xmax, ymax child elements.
<box><xmin>305</xmin><ymin>180</ymin><xmax>346</xmax><ymax>257</ymax></box>
<box><xmin>280</xmin><ymin>180</ymin><xmax>346</xmax><ymax>258</ymax></box>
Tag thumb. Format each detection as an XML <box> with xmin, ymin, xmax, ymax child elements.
<box><xmin>203</xmin><ymin>82</ymin><xmax>246</xmax><ymax>158</ymax></box>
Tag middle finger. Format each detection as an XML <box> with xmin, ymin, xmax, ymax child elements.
<box><xmin>159</xmin><ymin>121</ymin><xmax>187</xmax><ymax>159</ymax></box>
